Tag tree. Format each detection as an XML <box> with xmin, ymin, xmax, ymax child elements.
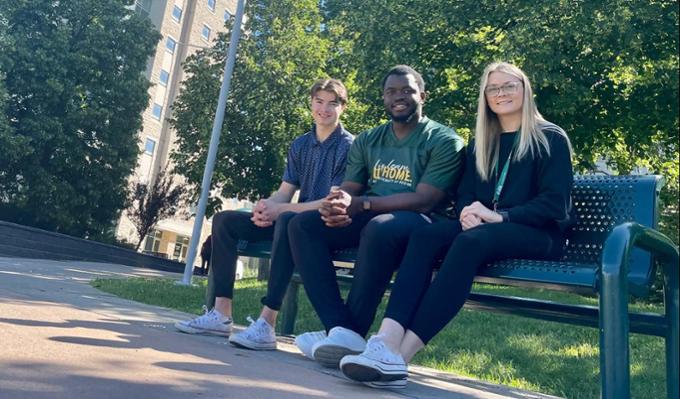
<box><xmin>0</xmin><ymin>14</ymin><xmax>30</xmax><ymax>203</ymax></box>
<box><xmin>323</xmin><ymin>0</ymin><xmax>678</xmax><ymax>242</ymax></box>
<box><xmin>170</xmin><ymin>0</ymin><xmax>329</xmax><ymax>215</ymax></box>
<box><xmin>171</xmin><ymin>0</ymin><xmax>678</xmax><ymax>242</ymax></box>
<box><xmin>0</xmin><ymin>0</ymin><xmax>160</xmax><ymax>239</ymax></box>
<box><xmin>127</xmin><ymin>167</ymin><xmax>185</xmax><ymax>250</ymax></box>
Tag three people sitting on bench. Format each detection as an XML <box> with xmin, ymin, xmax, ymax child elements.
<box><xmin>176</xmin><ymin>62</ymin><xmax>574</xmax><ymax>390</ymax></box>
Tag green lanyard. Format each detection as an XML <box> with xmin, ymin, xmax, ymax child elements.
<box><xmin>492</xmin><ymin>133</ymin><xmax>519</xmax><ymax>211</ymax></box>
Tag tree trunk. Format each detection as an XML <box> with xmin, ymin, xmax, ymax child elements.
<box><xmin>135</xmin><ymin>235</ymin><xmax>144</xmax><ymax>251</ymax></box>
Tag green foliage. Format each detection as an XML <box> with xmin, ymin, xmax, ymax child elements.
<box><xmin>0</xmin><ymin>16</ymin><xmax>30</xmax><ymax>202</ymax></box>
<box><xmin>170</xmin><ymin>1</ymin><xmax>678</xmax><ymax>240</ymax></box>
<box><xmin>0</xmin><ymin>74</ymin><xmax>25</xmax><ymax>198</ymax></box>
<box><xmin>0</xmin><ymin>0</ymin><xmax>160</xmax><ymax>239</ymax></box>
<box><xmin>324</xmin><ymin>0</ymin><xmax>678</xmax><ymax>241</ymax></box>
<box><xmin>127</xmin><ymin>167</ymin><xmax>186</xmax><ymax>250</ymax></box>
<box><xmin>170</xmin><ymin>0</ymin><xmax>329</xmax><ymax>214</ymax></box>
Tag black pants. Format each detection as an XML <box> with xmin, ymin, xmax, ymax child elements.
<box><xmin>211</xmin><ymin>210</ymin><xmax>297</xmax><ymax>310</ymax></box>
<box><xmin>288</xmin><ymin>210</ymin><xmax>431</xmax><ymax>337</ymax></box>
<box><xmin>200</xmin><ymin>258</ymin><xmax>210</xmax><ymax>275</ymax></box>
<box><xmin>384</xmin><ymin>220</ymin><xmax>565</xmax><ymax>344</ymax></box>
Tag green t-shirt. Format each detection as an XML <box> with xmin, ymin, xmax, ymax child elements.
<box><xmin>344</xmin><ymin>117</ymin><xmax>465</xmax><ymax>213</ymax></box>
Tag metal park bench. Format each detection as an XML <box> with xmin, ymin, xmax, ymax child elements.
<box><xmin>207</xmin><ymin>175</ymin><xmax>678</xmax><ymax>399</ymax></box>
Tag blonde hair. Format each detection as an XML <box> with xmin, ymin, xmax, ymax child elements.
<box><xmin>474</xmin><ymin>62</ymin><xmax>572</xmax><ymax>181</ymax></box>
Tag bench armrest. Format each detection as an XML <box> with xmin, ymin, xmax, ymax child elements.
<box><xmin>601</xmin><ymin>222</ymin><xmax>678</xmax><ymax>298</ymax></box>
<box><xmin>600</xmin><ymin>223</ymin><xmax>679</xmax><ymax>399</ymax></box>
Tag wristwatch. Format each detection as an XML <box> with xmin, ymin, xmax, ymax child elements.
<box><xmin>497</xmin><ymin>210</ymin><xmax>509</xmax><ymax>222</ymax></box>
<box><xmin>362</xmin><ymin>196</ymin><xmax>371</xmax><ymax>211</ymax></box>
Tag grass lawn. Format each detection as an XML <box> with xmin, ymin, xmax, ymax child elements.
<box><xmin>91</xmin><ymin>277</ymin><xmax>667</xmax><ymax>399</ymax></box>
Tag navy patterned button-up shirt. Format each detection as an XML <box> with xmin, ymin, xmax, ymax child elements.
<box><xmin>283</xmin><ymin>124</ymin><xmax>354</xmax><ymax>202</ymax></box>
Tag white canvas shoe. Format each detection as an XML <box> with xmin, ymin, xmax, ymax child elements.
<box><xmin>229</xmin><ymin>316</ymin><xmax>277</xmax><ymax>350</ymax></box>
<box><xmin>174</xmin><ymin>306</ymin><xmax>232</xmax><ymax>336</ymax></box>
<box><xmin>363</xmin><ymin>378</ymin><xmax>407</xmax><ymax>389</ymax></box>
<box><xmin>294</xmin><ymin>330</ymin><xmax>327</xmax><ymax>359</ymax></box>
<box><xmin>340</xmin><ymin>336</ymin><xmax>408</xmax><ymax>382</ymax></box>
<box><xmin>312</xmin><ymin>326</ymin><xmax>366</xmax><ymax>368</ymax></box>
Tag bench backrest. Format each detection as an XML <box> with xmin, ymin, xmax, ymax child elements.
<box><xmin>235</xmin><ymin>174</ymin><xmax>664</xmax><ymax>297</ymax></box>
<box><xmin>565</xmin><ymin>175</ymin><xmax>662</xmax><ymax>296</ymax></box>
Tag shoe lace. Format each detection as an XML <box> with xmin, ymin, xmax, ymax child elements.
<box><xmin>309</xmin><ymin>330</ymin><xmax>326</xmax><ymax>339</ymax></box>
<box><xmin>191</xmin><ymin>305</ymin><xmax>218</xmax><ymax>327</ymax></box>
<box><xmin>243</xmin><ymin>316</ymin><xmax>266</xmax><ymax>338</ymax></box>
<box><xmin>366</xmin><ymin>337</ymin><xmax>384</xmax><ymax>352</ymax></box>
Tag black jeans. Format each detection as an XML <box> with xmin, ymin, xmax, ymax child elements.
<box><xmin>384</xmin><ymin>220</ymin><xmax>565</xmax><ymax>344</ymax></box>
<box><xmin>211</xmin><ymin>210</ymin><xmax>296</xmax><ymax>310</ymax></box>
<box><xmin>288</xmin><ymin>210</ymin><xmax>431</xmax><ymax>337</ymax></box>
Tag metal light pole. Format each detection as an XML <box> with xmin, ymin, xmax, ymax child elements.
<box><xmin>180</xmin><ymin>0</ymin><xmax>246</xmax><ymax>285</ymax></box>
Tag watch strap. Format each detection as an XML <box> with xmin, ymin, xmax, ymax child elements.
<box><xmin>498</xmin><ymin>211</ymin><xmax>509</xmax><ymax>222</ymax></box>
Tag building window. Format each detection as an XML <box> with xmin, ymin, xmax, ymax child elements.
<box><xmin>207</xmin><ymin>0</ymin><xmax>216</xmax><ymax>12</ymax></box>
<box><xmin>144</xmin><ymin>138</ymin><xmax>156</xmax><ymax>155</ymax></box>
<box><xmin>201</xmin><ymin>24</ymin><xmax>211</xmax><ymax>41</ymax></box>
<box><xmin>173</xmin><ymin>235</ymin><xmax>190</xmax><ymax>262</ymax></box>
<box><xmin>159</xmin><ymin>69</ymin><xmax>169</xmax><ymax>86</ymax></box>
<box><xmin>135</xmin><ymin>0</ymin><xmax>152</xmax><ymax>18</ymax></box>
<box><xmin>171</xmin><ymin>5</ymin><xmax>182</xmax><ymax>22</ymax></box>
<box><xmin>165</xmin><ymin>37</ymin><xmax>177</xmax><ymax>53</ymax></box>
<box><xmin>151</xmin><ymin>103</ymin><xmax>163</xmax><ymax>120</ymax></box>
<box><xmin>223</xmin><ymin>9</ymin><xmax>232</xmax><ymax>22</ymax></box>
<box><xmin>144</xmin><ymin>230</ymin><xmax>163</xmax><ymax>253</ymax></box>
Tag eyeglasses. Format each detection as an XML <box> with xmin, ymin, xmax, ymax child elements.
<box><xmin>484</xmin><ymin>81</ymin><xmax>523</xmax><ymax>97</ymax></box>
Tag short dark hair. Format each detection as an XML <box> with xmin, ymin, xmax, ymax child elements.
<box><xmin>310</xmin><ymin>78</ymin><xmax>348</xmax><ymax>105</ymax></box>
<box><xmin>381</xmin><ymin>65</ymin><xmax>425</xmax><ymax>92</ymax></box>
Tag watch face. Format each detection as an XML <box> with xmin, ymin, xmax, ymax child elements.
<box><xmin>363</xmin><ymin>199</ymin><xmax>370</xmax><ymax>211</ymax></box>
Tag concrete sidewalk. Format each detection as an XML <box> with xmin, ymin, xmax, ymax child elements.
<box><xmin>0</xmin><ymin>257</ymin><xmax>560</xmax><ymax>399</ymax></box>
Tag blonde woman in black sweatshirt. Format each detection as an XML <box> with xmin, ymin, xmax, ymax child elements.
<box><xmin>339</xmin><ymin>62</ymin><xmax>574</xmax><ymax>389</ymax></box>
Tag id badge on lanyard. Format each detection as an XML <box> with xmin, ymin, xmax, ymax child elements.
<box><xmin>492</xmin><ymin>133</ymin><xmax>519</xmax><ymax>211</ymax></box>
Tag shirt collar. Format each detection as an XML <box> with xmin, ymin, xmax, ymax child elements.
<box><xmin>311</xmin><ymin>123</ymin><xmax>343</xmax><ymax>147</ymax></box>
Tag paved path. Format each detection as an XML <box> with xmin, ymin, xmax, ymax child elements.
<box><xmin>0</xmin><ymin>257</ymin><xmax>560</xmax><ymax>399</ymax></box>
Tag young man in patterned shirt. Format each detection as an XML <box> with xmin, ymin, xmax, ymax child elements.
<box><xmin>175</xmin><ymin>79</ymin><xmax>354</xmax><ymax>350</ymax></box>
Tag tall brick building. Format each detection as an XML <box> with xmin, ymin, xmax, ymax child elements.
<box><xmin>117</xmin><ymin>0</ymin><xmax>250</xmax><ymax>263</ymax></box>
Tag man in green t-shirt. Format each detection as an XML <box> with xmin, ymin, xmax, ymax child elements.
<box><xmin>287</xmin><ymin>65</ymin><xmax>465</xmax><ymax>369</ymax></box>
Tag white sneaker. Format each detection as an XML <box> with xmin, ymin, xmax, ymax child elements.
<box><xmin>312</xmin><ymin>326</ymin><xmax>366</xmax><ymax>368</ymax></box>
<box><xmin>175</xmin><ymin>306</ymin><xmax>232</xmax><ymax>336</ymax></box>
<box><xmin>229</xmin><ymin>316</ymin><xmax>277</xmax><ymax>350</ymax></box>
<box><xmin>363</xmin><ymin>378</ymin><xmax>407</xmax><ymax>389</ymax></box>
<box><xmin>340</xmin><ymin>336</ymin><xmax>408</xmax><ymax>382</ymax></box>
<box><xmin>294</xmin><ymin>330</ymin><xmax>327</xmax><ymax>359</ymax></box>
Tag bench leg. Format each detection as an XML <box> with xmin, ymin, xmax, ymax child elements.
<box><xmin>600</xmin><ymin>238</ymin><xmax>630</xmax><ymax>399</ymax></box>
<box><xmin>204</xmin><ymin>265</ymin><xmax>216</xmax><ymax>309</ymax></box>
<box><xmin>279</xmin><ymin>280</ymin><xmax>299</xmax><ymax>335</ymax></box>
<box><xmin>257</xmin><ymin>258</ymin><xmax>271</xmax><ymax>281</ymax></box>
<box><xmin>662</xmin><ymin>257</ymin><xmax>679</xmax><ymax>399</ymax></box>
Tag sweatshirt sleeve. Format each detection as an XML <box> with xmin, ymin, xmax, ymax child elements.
<box><xmin>505</xmin><ymin>132</ymin><xmax>573</xmax><ymax>228</ymax></box>
<box><xmin>455</xmin><ymin>142</ymin><xmax>477</xmax><ymax>217</ymax></box>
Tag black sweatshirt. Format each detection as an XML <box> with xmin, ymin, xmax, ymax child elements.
<box><xmin>455</xmin><ymin>128</ymin><xmax>574</xmax><ymax>232</ymax></box>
